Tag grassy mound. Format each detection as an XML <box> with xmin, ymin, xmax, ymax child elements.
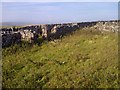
<box><xmin>2</xmin><ymin>28</ymin><xmax>119</xmax><ymax>88</ymax></box>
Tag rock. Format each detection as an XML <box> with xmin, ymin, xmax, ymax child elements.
<box><xmin>1</xmin><ymin>20</ymin><xmax>119</xmax><ymax>47</ymax></box>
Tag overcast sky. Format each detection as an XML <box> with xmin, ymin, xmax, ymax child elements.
<box><xmin>1</xmin><ymin>2</ymin><xmax>118</xmax><ymax>24</ymax></box>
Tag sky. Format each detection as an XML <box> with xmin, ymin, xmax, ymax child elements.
<box><xmin>1</xmin><ymin>0</ymin><xmax>119</xmax><ymax>2</ymax></box>
<box><xmin>1</xmin><ymin>2</ymin><xmax>118</xmax><ymax>24</ymax></box>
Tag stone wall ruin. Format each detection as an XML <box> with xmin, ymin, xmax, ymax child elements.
<box><xmin>1</xmin><ymin>20</ymin><xmax>118</xmax><ymax>47</ymax></box>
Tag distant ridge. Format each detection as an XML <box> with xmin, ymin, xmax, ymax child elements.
<box><xmin>1</xmin><ymin>20</ymin><xmax>118</xmax><ymax>27</ymax></box>
<box><xmin>0</xmin><ymin>22</ymin><xmax>33</xmax><ymax>26</ymax></box>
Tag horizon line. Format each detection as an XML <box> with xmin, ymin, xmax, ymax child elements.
<box><xmin>0</xmin><ymin>19</ymin><xmax>118</xmax><ymax>27</ymax></box>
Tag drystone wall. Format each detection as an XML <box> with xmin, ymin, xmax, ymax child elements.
<box><xmin>93</xmin><ymin>21</ymin><xmax>118</xmax><ymax>32</ymax></box>
<box><xmin>1</xmin><ymin>25</ymin><xmax>41</xmax><ymax>47</ymax></box>
<box><xmin>1</xmin><ymin>20</ymin><xmax>118</xmax><ymax>47</ymax></box>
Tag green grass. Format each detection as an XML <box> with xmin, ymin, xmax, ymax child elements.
<box><xmin>2</xmin><ymin>28</ymin><xmax>119</xmax><ymax>88</ymax></box>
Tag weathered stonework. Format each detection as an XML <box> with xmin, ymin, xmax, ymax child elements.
<box><xmin>93</xmin><ymin>21</ymin><xmax>118</xmax><ymax>32</ymax></box>
<box><xmin>1</xmin><ymin>20</ymin><xmax>118</xmax><ymax>47</ymax></box>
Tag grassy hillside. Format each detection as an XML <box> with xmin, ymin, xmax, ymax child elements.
<box><xmin>2</xmin><ymin>27</ymin><xmax>119</xmax><ymax>88</ymax></box>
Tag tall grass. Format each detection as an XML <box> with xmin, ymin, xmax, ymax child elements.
<box><xmin>2</xmin><ymin>28</ymin><xmax>119</xmax><ymax>88</ymax></box>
